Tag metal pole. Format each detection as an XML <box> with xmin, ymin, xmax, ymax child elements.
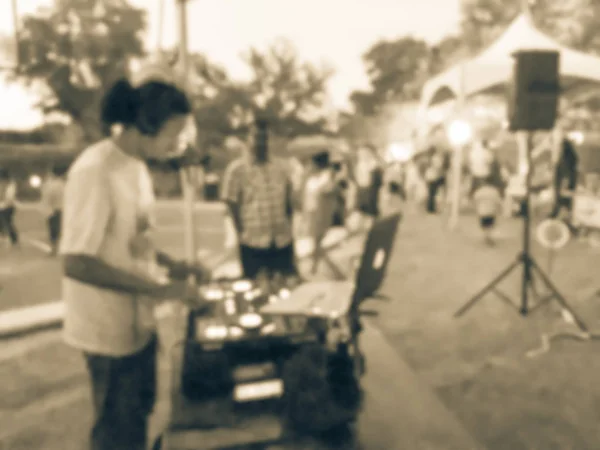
<box><xmin>157</xmin><ymin>0</ymin><xmax>165</xmax><ymax>51</ymax></box>
<box><xmin>11</xmin><ymin>0</ymin><xmax>19</xmax><ymax>69</ymax></box>
<box><xmin>449</xmin><ymin>60</ymin><xmax>466</xmax><ymax>229</ymax></box>
<box><xmin>176</xmin><ymin>0</ymin><xmax>198</xmax><ymax>274</ymax></box>
<box><xmin>520</xmin><ymin>131</ymin><xmax>534</xmax><ymax>315</ymax></box>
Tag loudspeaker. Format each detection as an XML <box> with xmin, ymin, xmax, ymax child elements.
<box><xmin>507</xmin><ymin>51</ymin><xmax>560</xmax><ymax>131</ymax></box>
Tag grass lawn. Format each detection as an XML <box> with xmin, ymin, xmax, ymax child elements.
<box><xmin>371</xmin><ymin>205</ymin><xmax>600</xmax><ymax>450</ymax></box>
<box><xmin>0</xmin><ymin>233</ymin><xmax>366</xmax><ymax>450</ymax></box>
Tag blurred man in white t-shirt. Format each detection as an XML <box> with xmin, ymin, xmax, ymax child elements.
<box><xmin>60</xmin><ymin>67</ymin><xmax>209</xmax><ymax>450</ymax></box>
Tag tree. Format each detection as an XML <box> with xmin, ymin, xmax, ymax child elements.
<box><xmin>185</xmin><ymin>39</ymin><xmax>334</xmax><ymax>156</ymax></box>
<box><xmin>9</xmin><ymin>0</ymin><xmax>146</xmax><ymax>142</ymax></box>
<box><xmin>350</xmin><ymin>37</ymin><xmax>431</xmax><ymax>116</ymax></box>
<box><xmin>460</xmin><ymin>0</ymin><xmax>600</xmax><ymax>54</ymax></box>
<box><xmin>185</xmin><ymin>52</ymin><xmax>250</xmax><ymax>150</ymax></box>
<box><xmin>429</xmin><ymin>34</ymin><xmax>465</xmax><ymax>75</ymax></box>
<box><xmin>240</xmin><ymin>39</ymin><xmax>334</xmax><ymax>141</ymax></box>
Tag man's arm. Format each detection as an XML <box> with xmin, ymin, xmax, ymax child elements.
<box><xmin>60</xmin><ymin>167</ymin><xmax>176</xmax><ymax>298</ymax></box>
<box><xmin>64</xmin><ymin>254</ymin><xmax>176</xmax><ymax>297</ymax></box>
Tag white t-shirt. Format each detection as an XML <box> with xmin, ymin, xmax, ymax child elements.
<box><xmin>0</xmin><ymin>181</ymin><xmax>16</xmax><ymax>209</ymax></box>
<box><xmin>469</xmin><ymin>147</ymin><xmax>493</xmax><ymax>178</ymax></box>
<box><xmin>41</xmin><ymin>177</ymin><xmax>65</xmax><ymax>216</ymax></box>
<box><xmin>355</xmin><ymin>158</ymin><xmax>378</xmax><ymax>188</ymax></box>
<box><xmin>474</xmin><ymin>185</ymin><xmax>502</xmax><ymax>218</ymax></box>
<box><xmin>303</xmin><ymin>171</ymin><xmax>333</xmax><ymax>212</ymax></box>
<box><xmin>60</xmin><ymin>139</ymin><xmax>159</xmax><ymax>357</ymax></box>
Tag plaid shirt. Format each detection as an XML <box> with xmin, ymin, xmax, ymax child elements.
<box><xmin>221</xmin><ymin>157</ymin><xmax>293</xmax><ymax>249</ymax></box>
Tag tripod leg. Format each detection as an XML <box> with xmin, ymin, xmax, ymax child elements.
<box><xmin>529</xmin><ymin>258</ymin><xmax>589</xmax><ymax>333</ymax></box>
<box><xmin>454</xmin><ymin>258</ymin><xmax>520</xmax><ymax>317</ymax></box>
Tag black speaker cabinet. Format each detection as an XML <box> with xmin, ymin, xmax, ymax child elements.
<box><xmin>507</xmin><ymin>50</ymin><xmax>560</xmax><ymax>131</ymax></box>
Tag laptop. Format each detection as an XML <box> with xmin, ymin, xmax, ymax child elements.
<box><xmin>261</xmin><ymin>213</ymin><xmax>402</xmax><ymax>318</ymax></box>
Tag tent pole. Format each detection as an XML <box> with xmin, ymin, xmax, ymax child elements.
<box><xmin>11</xmin><ymin>0</ymin><xmax>19</xmax><ymax>69</ymax></box>
<box><xmin>449</xmin><ymin>59</ymin><xmax>467</xmax><ymax>229</ymax></box>
<box><xmin>157</xmin><ymin>0</ymin><xmax>166</xmax><ymax>51</ymax></box>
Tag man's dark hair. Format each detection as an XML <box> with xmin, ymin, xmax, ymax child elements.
<box><xmin>100</xmin><ymin>78</ymin><xmax>191</xmax><ymax>137</ymax></box>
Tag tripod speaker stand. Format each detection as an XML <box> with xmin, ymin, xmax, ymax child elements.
<box><xmin>454</xmin><ymin>131</ymin><xmax>588</xmax><ymax>334</ymax></box>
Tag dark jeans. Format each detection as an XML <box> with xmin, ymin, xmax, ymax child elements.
<box><xmin>426</xmin><ymin>178</ymin><xmax>445</xmax><ymax>213</ymax></box>
<box><xmin>239</xmin><ymin>242</ymin><xmax>298</xmax><ymax>280</ymax></box>
<box><xmin>0</xmin><ymin>206</ymin><xmax>18</xmax><ymax>244</ymax></box>
<box><xmin>84</xmin><ymin>336</ymin><xmax>158</xmax><ymax>450</ymax></box>
<box><xmin>48</xmin><ymin>210</ymin><xmax>62</xmax><ymax>244</ymax></box>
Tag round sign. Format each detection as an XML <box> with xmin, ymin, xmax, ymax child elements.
<box><xmin>536</xmin><ymin>219</ymin><xmax>570</xmax><ymax>250</ymax></box>
<box><xmin>372</xmin><ymin>249</ymin><xmax>386</xmax><ymax>269</ymax></box>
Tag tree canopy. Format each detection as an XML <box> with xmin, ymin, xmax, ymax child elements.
<box><xmin>343</xmin><ymin>0</ymin><xmax>600</xmax><ymax>144</ymax></box>
<box><xmin>11</xmin><ymin>0</ymin><xmax>147</xmax><ymax>142</ymax></box>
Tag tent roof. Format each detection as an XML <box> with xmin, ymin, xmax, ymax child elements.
<box><xmin>419</xmin><ymin>14</ymin><xmax>600</xmax><ymax>113</ymax></box>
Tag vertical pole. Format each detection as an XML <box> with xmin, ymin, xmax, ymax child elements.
<box><xmin>176</xmin><ymin>0</ymin><xmax>197</xmax><ymax>277</ymax></box>
<box><xmin>520</xmin><ymin>131</ymin><xmax>533</xmax><ymax>315</ymax></box>
<box><xmin>449</xmin><ymin>60</ymin><xmax>466</xmax><ymax>229</ymax></box>
<box><xmin>11</xmin><ymin>0</ymin><xmax>19</xmax><ymax>69</ymax></box>
<box><xmin>157</xmin><ymin>0</ymin><xmax>165</xmax><ymax>51</ymax></box>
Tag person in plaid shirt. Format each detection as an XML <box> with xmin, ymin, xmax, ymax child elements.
<box><xmin>221</xmin><ymin>117</ymin><xmax>297</xmax><ymax>279</ymax></box>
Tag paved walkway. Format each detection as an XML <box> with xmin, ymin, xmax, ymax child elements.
<box><xmin>0</xmin><ymin>225</ymin><xmax>484</xmax><ymax>449</ymax></box>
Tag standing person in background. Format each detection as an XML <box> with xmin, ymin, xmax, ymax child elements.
<box><xmin>41</xmin><ymin>165</ymin><xmax>67</xmax><ymax>256</ymax></box>
<box><xmin>468</xmin><ymin>140</ymin><xmax>504</xmax><ymax>194</ymax></box>
<box><xmin>473</xmin><ymin>182</ymin><xmax>503</xmax><ymax>246</ymax></box>
<box><xmin>424</xmin><ymin>146</ymin><xmax>446</xmax><ymax>214</ymax></box>
<box><xmin>302</xmin><ymin>150</ymin><xmax>342</xmax><ymax>277</ymax></box>
<box><xmin>380</xmin><ymin>161</ymin><xmax>405</xmax><ymax>216</ymax></box>
<box><xmin>0</xmin><ymin>168</ymin><xmax>19</xmax><ymax>248</ymax></box>
<box><xmin>221</xmin><ymin>117</ymin><xmax>297</xmax><ymax>280</ymax></box>
<box><xmin>330</xmin><ymin>155</ymin><xmax>348</xmax><ymax>227</ymax></box>
<box><xmin>550</xmin><ymin>136</ymin><xmax>579</xmax><ymax>218</ymax></box>
<box><xmin>405</xmin><ymin>156</ymin><xmax>425</xmax><ymax>203</ymax></box>
<box><xmin>288</xmin><ymin>155</ymin><xmax>306</xmax><ymax>237</ymax></box>
<box><xmin>354</xmin><ymin>144</ymin><xmax>383</xmax><ymax>228</ymax></box>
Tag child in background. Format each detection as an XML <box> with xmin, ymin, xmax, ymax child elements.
<box><xmin>473</xmin><ymin>182</ymin><xmax>503</xmax><ymax>246</ymax></box>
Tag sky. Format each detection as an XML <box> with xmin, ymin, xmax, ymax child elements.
<box><xmin>0</xmin><ymin>0</ymin><xmax>461</xmax><ymax>129</ymax></box>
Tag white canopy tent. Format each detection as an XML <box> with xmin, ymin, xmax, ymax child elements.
<box><xmin>418</xmin><ymin>14</ymin><xmax>600</xmax><ymax>117</ymax></box>
<box><xmin>417</xmin><ymin>13</ymin><xmax>600</xmax><ymax>226</ymax></box>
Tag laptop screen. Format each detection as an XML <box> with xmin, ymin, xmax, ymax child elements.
<box><xmin>352</xmin><ymin>213</ymin><xmax>401</xmax><ymax>304</ymax></box>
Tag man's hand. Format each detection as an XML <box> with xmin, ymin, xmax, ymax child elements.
<box><xmin>186</xmin><ymin>260</ymin><xmax>212</xmax><ymax>283</ymax></box>
<box><xmin>166</xmin><ymin>258</ymin><xmax>212</xmax><ymax>283</ymax></box>
<box><xmin>155</xmin><ymin>280</ymin><xmax>208</xmax><ymax>311</ymax></box>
